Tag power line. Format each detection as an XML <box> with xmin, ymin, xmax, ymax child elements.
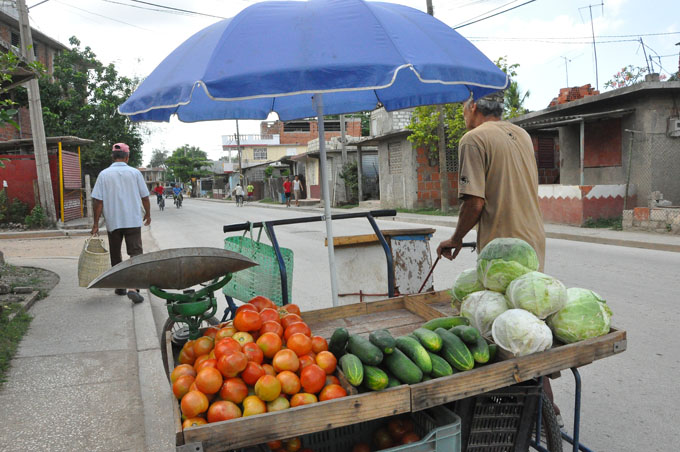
<box><xmin>452</xmin><ymin>0</ymin><xmax>522</xmax><ymax>27</ymax></box>
<box><xmin>128</xmin><ymin>0</ymin><xmax>226</xmax><ymax>19</ymax></box>
<box><xmin>466</xmin><ymin>31</ymin><xmax>680</xmax><ymax>40</ymax></box>
<box><xmin>454</xmin><ymin>0</ymin><xmax>537</xmax><ymax>30</ymax></box>
<box><xmin>28</xmin><ymin>0</ymin><xmax>50</xmax><ymax>8</ymax></box>
<box><xmin>56</xmin><ymin>0</ymin><xmax>153</xmax><ymax>31</ymax></box>
<box><xmin>469</xmin><ymin>37</ymin><xmax>640</xmax><ymax>44</ymax></box>
<box><xmin>99</xmin><ymin>0</ymin><xmax>193</xmax><ymax>16</ymax></box>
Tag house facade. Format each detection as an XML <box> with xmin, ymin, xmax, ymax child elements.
<box><xmin>513</xmin><ymin>79</ymin><xmax>680</xmax><ymax>225</ymax></box>
<box><xmin>0</xmin><ymin>5</ymin><xmax>67</xmax><ymax>141</ymax></box>
<box><xmin>137</xmin><ymin>167</ymin><xmax>166</xmax><ymax>192</ymax></box>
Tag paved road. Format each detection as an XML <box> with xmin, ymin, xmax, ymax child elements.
<box><xmin>150</xmin><ymin>199</ymin><xmax>680</xmax><ymax>452</ymax></box>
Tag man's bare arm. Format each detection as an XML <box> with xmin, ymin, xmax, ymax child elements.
<box><xmin>91</xmin><ymin>199</ymin><xmax>103</xmax><ymax>235</ymax></box>
<box><xmin>437</xmin><ymin>195</ymin><xmax>485</xmax><ymax>260</ymax></box>
<box><xmin>141</xmin><ymin>197</ymin><xmax>151</xmax><ymax>226</ymax></box>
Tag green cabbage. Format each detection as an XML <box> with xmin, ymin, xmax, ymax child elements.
<box><xmin>506</xmin><ymin>271</ymin><xmax>567</xmax><ymax>319</ymax></box>
<box><xmin>491</xmin><ymin>309</ymin><xmax>553</xmax><ymax>356</ymax></box>
<box><xmin>548</xmin><ymin>288</ymin><xmax>612</xmax><ymax>344</ymax></box>
<box><xmin>452</xmin><ymin>268</ymin><xmax>485</xmax><ymax>303</ymax></box>
<box><xmin>477</xmin><ymin>238</ymin><xmax>539</xmax><ymax>292</ymax></box>
<box><xmin>460</xmin><ymin>290</ymin><xmax>509</xmax><ymax>336</ymax></box>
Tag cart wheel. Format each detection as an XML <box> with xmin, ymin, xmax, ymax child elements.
<box><xmin>535</xmin><ymin>392</ymin><xmax>564</xmax><ymax>452</ymax></box>
<box><xmin>160</xmin><ymin>316</ymin><xmax>219</xmax><ymax>380</ymax></box>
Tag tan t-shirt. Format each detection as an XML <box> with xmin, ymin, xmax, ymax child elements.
<box><xmin>458</xmin><ymin>121</ymin><xmax>546</xmax><ymax>270</ymax></box>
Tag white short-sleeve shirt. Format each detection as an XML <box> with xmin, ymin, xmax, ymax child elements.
<box><xmin>91</xmin><ymin>162</ymin><xmax>149</xmax><ymax>232</ymax></box>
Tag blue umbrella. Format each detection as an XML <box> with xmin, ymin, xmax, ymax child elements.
<box><xmin>119</xmin><ymin>0</ymin><xmax>508</xmax><ymax>306</ymax></box>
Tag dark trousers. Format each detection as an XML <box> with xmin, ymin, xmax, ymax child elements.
<box><xmin>107</xmin><ymin>227</ymin><xmax>143</xmax><ymax>267</ymax></box>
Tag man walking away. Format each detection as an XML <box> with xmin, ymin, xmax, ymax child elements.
<box><xmin>234</xmin><ymin>183</ymin><xmax>245</xmax><ymax>206</ymax></box>
<box><xmin>91</xmin><ymin>143</ymin><xmax>151</xmax><ymax>304</ymax></box>
<box><xmin>293</xmin><ymin>175</ymin><xmax>304</xmax><ymax>207</ymax></box>
<box><xmin>283</xmin><ymin>176</ymin><xmax>292</xmax><ymax>207</ymax></box>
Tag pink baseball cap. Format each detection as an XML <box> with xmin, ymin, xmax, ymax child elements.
<box><xmin>112</xmin><ymin>143</ymin><xmax>130</xmax><ymax>153</ymax></box>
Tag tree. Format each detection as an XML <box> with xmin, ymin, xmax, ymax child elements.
<box><xmin>604</xmin><ymin>65</ymin><xmax>648</xmax><ymax>89</ymax></box>
<box><xmin>16</xmin><ymin>37</ymin><xmax>145</xmax><ymax>176</ymax></box>
<box><xmin>149</xmin><ymin>149</ymin><xmax>168</xmax><ymax>168</ymax></box>
<box><xmin>164</xmin><ymin>145</ymin><xmax>211</xmax><ymax>183</ymax></box>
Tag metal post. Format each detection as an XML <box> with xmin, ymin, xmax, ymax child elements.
<box><xmin>356</xmin><ymin>144</ymin><xmax>363</xmax><ymax>203</ymax></box>
<box><xmin>588</xmin><ymin>5</ymin><xmax>599</xmax><ymax>90</ymax></box>
<box><xmin>16</xmin><ymin>0</ymin><xmax>57</xmax><ymax>224</ymax></box>
<box><xmin>58</xmin><ymin>141</ymin><xmax>64</xmax><ymax>223</ymax></box>
<box><xmin>579</xmin><ymin>120</ymin><xmax>585</xmax><ymax>186</ymax></box>
<box><xmin>340</xmin><ymin>114</ymin><xmax>347</xmax><ymax>164</ymax></box>
<box><xmin>264</xmin><ymin>222</ymin><xmax>289</xmax><ymax>305</ymax></box>
<box><xmin>624</xmin><ymin>130</ymin><xmax>635</xmax><ymax>211</ymax></box>
<box><xmin>313</xmin><ymin>93</ymin><xmax>340</xmax><ymax>307</ymax></box>
<box><xmin>366</xmin><ymin>214</ymin><xmax>395</xmax><ymax>297</ymax></box>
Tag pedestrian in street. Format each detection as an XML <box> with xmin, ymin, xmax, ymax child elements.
<box><xmin>91</xmin><ymin>143</ymin><xmax>150</xmax><ymax>304</ymax></box>
<box><xmin>246</xmin><ymin>183</ymin><xmax>254</xmax><ymax>203</ymax></box>
<box><xmin>435</xmin><ymin>91</ymin><xmax>558</xmax><ymax>424</ymax></box>
<box><xmin>293</xmin><ymin>174</ymin><xmax>304</xmax><ymax>207</ymax></box>
<box><xmin>234</xmin><ymin>183</ymin><xmax>245</xmax><ymax>206</ymax></box>
<box><xmin>283</xmin><ymin>176</ymin><xmax>292</xmax><ymax>207</ymax></box>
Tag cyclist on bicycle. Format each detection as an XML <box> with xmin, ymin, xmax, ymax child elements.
<box><xmin>173</xmin><ymin>185</ymin><xmax>183</xmax><ymax>204</ymax></box>
<box><xmin>153</xmin><ymin>184</ymin><xmax>164</xmax><ymax>204</ymax></box>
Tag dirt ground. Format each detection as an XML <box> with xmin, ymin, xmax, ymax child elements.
<box><xmin>0</xmin><ymin>236</ymin><xmax>88</xmax><ymax>259</ymax></box>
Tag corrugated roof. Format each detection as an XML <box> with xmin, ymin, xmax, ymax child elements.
<box><xmin>516</xmin><ymin>108</ymin><xmax>635</xmax><ymax>130</ymax></box>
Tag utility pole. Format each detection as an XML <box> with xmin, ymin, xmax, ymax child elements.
<box><xmin>426</xmin><ymin>0</ymin><xmax>450</xmax><ymax>212</ymax></box>
<box><xmin>16</xmin><ymin>0</ymin><xmax>57</xmax><ymax>224</ymax></box>
<box><xmin>235</xmin><ymin>119</ymin><xmax>243</xmax><ymax>184</ymax></box>
<box><xmin>339</xmin><ymin>114</ymin><xmax>347</xmax><ymax>164</ymax></box>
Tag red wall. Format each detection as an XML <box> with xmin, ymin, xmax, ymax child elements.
<box><xmin>415</xmin><ymin>147</ymin><xmax>458</xmax><ymax>209</ymax></box>
<box><xmin>260</xmin><ymin>120</ymin><xmax>362</xmax><ymax>146</ymax></box>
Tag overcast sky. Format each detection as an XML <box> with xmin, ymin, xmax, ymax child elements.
<box><xmin>16</xmin><ymin>0</ymin><xmax>680</xmax><ymax>164</ymax></box>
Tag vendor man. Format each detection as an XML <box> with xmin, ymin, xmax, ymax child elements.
<box><xmin>436</xmin><ymin>91</ymin><xmax>556</xmax><ymax>422</ymax></box>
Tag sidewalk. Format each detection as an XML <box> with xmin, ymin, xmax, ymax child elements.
<box><xmin>0</xmin><ymin>228</ymin><xmax>174</xmax><ymax>452</ymax></box>
<box><xmin>199</xmin><ymin>197</ymin><xmax>680</xmax><ymax>253</ymax></box>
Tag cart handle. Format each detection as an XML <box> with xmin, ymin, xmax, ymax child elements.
<box><xmin>222</xmin><ymin>209</ymin><xmax>397</xmax><ymax>233</ymax></box>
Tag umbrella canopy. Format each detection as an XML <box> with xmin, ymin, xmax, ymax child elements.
<box><xmin>118</xmin><ymin>0</ymin><xmax>508</xmax><ymax>121</ymax></box>
<box><xmin>118</xmin><ymin>0</ymin><xmax>508</xmax><ymax>307</ymax></box>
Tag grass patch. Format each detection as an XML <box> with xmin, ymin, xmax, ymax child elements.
<box><xmin>395</xmin><ymin>207</ymin><xmax>459</xmax><ymax>216</ymax></box>
<box><xmin>583</xmin><ymin>217</ymin><xmax>623</xmax><ymax>231</ymax></box>
<box><xmin>258</xmin><ymin>198</ymin><xmax>279</xmax><ymax>205</ymax></box>
<box><xmin>0</xmin><ymin>303</ymin><xmax>33</xmax><ymax>386</ymax></box>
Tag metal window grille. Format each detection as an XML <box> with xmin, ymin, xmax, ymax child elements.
<box><xmin>253</xmin><ymin>147</ymin><xmax>267</xmax><ymax>160</ymax></box>
<box><xmin>626</xmin><ymin>131</ymin><xmax>680</xmax><ymax>208</ymax></box>
<box><xmin>445</xmin><ymin>146</ymin><xmax>458</xmax><ymax>173</ymax></box>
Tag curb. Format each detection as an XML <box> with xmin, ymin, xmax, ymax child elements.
<box><xmin>0</xmin><ymin>229</ymin><xmax>97</xmax><ymax>239</ymax></box>
<box><xmin>6</xmin><ymin>290</ymin><xmax>41</xmax><ymax>322</ymax></box>
<box><xmin>544</xmin><ymin>231</ymin><xmax>680</xmax><ymax>253</ymax></box>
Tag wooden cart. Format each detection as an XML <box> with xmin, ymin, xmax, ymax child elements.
<box><xmin>168</xmin><ymin>290</ymin><xmax>627</xmax><ymax>452</ymax></box>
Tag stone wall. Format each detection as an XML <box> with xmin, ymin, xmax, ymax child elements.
<box><xmin>623</xmin><ymin>207</ymin><xmax>680</xmax><ymax>234</ymax></box>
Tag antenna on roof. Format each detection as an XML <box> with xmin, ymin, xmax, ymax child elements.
<box><xmin>579</xmin><ymin>2</ymin><xmax>605</xmax><ymax>90</ymax></box>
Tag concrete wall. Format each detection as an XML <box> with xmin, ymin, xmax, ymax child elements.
<box><xmin>260</xmin><ymin>119</ymin><xmax>362</xmax><ymax>145</ymax></box>
<box><xmin>370</xmin><ymin>108</ymin><xmax>414</xmax><ymax>136</ymax></box>
<box><xmin>378</xmin><ymin>136</ymin><xmax>418</xmax><ymax>209</ymax></box>
<box><xmin>538</xmin><ymin>184</ymin><xmax>636</xmax><ymax>225</ymax></box>
<box><xmin>557</xmin><ymin>90</ymin><xmax>680</xmax><ymax>206</ymax></box>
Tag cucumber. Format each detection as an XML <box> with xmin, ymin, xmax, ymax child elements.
<box><xmin>450</xmin><ymin>325</ymin><xmax>482</xmax><ymax>345</ymax></box>
<box><xmin>369</xmin><ymin>329</ymin><xmax>396</xmax><ymax>355</ymax></box>
<box><xmin>363</xmin><ymin>365</ymin><xmax>389</xmax><ymax>391</ymax></box>
<box><xmin>434</xmin><ymin>328</ymin><xmax>474</xmax><ymax>371</ymax></box>
<box><xmin>395</xmin><ymin>336</ymin><xmax>432</xmax><ymax>374</ymax></box>
<box><xmin>469</xmin><ymin>336</ymin><xmax>490</xmax><ymax>364</ymax></box>
<box><xmin>329</xmin><ymin>327</ymin><xmax>349</xmax><ymax>357</ymax></box>
<box><xmin>488</xmin><ymin>343</ymin><xmax>498</xmax><ymax>362</ymax></box>
<box><xmin>412</xmin><ymin>328</ymin><xmax>443</xmax><ymax>352</ymax></box>
<box><xmin>339</xmin><ymin>353</ymin><xmax>364</xmax><ymax>386</ymax></box>
<box><xmin>384</xmin><ymin>349</ymin><xmax>423</xmax><ymax>384</ymax></box>
<box><xmin>347</xmin><ymin>335</ymin><xmax>384</xmax><ymax>366</ymax></box>
<box><xmin>427</xmin><ymin>351</ymin><xmax>454</xmax><ymax>378</ymax></box>
<box><xmin>421</xmin><ymin>316</ymin><xmax>470</xmax><ymax>331</ymax></box>
<box><xmin>387</xmin><ymin>375</ymin><xmax>402</xmax><ymax>388</ymax></box>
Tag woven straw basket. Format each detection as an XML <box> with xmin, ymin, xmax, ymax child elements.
<box><xmin>78</xmin><ymin>236</ymin><xmax>111</xmax><ymax>287</ymax></box>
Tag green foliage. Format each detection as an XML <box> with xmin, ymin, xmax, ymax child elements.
<box><xmin>149</xmin><ymin>149</ymin><xmax>168</xmax><ymax>168</ymax></box>
<box><xmin>264</xmin><ymin>166</ymin><xmax>274</xmax><ymax>179</ymax></box>
<box><xmin>582</xmin><ymin>216</ymin><xmax>622</xmax><ymax>230</ymax></box>
<box><xmin>0</xmin><ymin>189</ymin><xmax>8</xmax><ymax>223</ymax></box>
<box><xmin>164</xmin><ymin>145</ymin><xmax>211</xmax><ymax>183</ymax></box>
<box><xmin>495</xmin><ymin>56</ymin><xmax>529</xmax><ymax>119</ymax></box>
<box><xmin>280</xmin><ymin>168</ymin><xmax>290</xmax><ymax>177</ymax></box>
<box><xmin>8</xmin><ymin>198</ymin><xmax>29</xmax><ymax>224</ymax></box>
<box><xmin>339</xmin><ymin>161</ymin><xmax>359</xmax><ymax>202</ymax></box>
<box><xmin>24</xmin><ymin>205</ymin><xmax>49</xmax><ymax>229</ymax></box>
<box><xmin>0</xmin><ymin>51</ymin><xmax>44</xmax><ymax>131</ymax></box>
<box><xmin>15</xmin><ymin>36</ymin><xmax>144</xmax><ymax>176</ymax></box>
<box><xmin>0</xmin><ymin>301</ymin><xmax>33</xmax><ymax>386</ymax></box>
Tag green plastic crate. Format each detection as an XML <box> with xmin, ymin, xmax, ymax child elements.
<box><xmin>276</xmin><ymin>406</ymin><xmax>461</xmax><ymax>452</ymax></box>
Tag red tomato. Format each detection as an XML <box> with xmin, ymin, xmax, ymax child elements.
<box><xmin>259</xmin><ymin>307</ymin><xmax>280</xmax><ymax>324</ymax></box>
<box><xmin>207</xmin><ymin>400</ymin><xmax>242</xmax><ymax>423</ymax></box>
<box><xmin>242</xmin><ymin>342</ymin><xmax>264</xmax><ymax>364</ymax></box>
<box><xmin>180</xmin><ymin>390</ymin><xmax>209</xmax><ymax>418</ymax></box>
<box><xmin>234</xmin><ymin>310</ymin><xmax>262</xmax><ymax>332</ymax></box>
<box><xmin>318</xmin><ymin>384</ymin><xmax>347</xmax><ymax>401</ymax></box>
<box><xmin>300</xmin><ymin>364</ymin><xmax>326</xmax><ymax>394</ymax></box>
<box><xmin>248</xmin><ymin>295</ymin><xmax>276</xmax><ymax>312</ymax></box>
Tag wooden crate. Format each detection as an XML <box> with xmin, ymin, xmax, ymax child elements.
<box><xmin>172</xmin><ymin>293</ymin><xmax>448</xmax><ymax>451</ymax></box>
<box><xmin>409</xmin><ymin>327</ymin><xmax>627</xmax><ymax>411</ymax></box>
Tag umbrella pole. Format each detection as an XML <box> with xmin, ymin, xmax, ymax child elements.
<box><xmin>313</xmin><ymin>93</ymin><xmax>340</xmax><ymax>307</ymax></box>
